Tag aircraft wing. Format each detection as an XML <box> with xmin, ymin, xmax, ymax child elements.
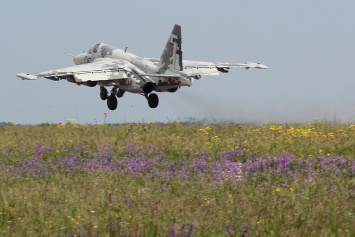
<box><xmin>182</xmin><ymin>60</ymin><xmax>268</xmax><ymax>77</ymax></box>
<box><xmin>16</xmin><ymin>58</ymin><xmax>133</xmax><ymax>83</ymax></box>
<box><xmin>142</xmin><ymin>74</ymin><xmax>181</xmax><ymax>79</ymax></box>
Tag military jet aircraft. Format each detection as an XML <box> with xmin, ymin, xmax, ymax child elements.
<box><xmin>17</xmin><ymin>24</ymin><xmax>268</xmax><ymax>111</ymax></box>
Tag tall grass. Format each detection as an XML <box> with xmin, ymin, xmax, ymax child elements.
<box><xmin>0</xmin><ymin>122</ymin><xmax>354</xmax><ymax>236</ymax></box>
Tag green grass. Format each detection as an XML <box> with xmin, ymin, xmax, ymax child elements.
<box><xmin>0</xmin><ymin>122</ymin><xmax>354</xmax><ymax>236</ymax></box>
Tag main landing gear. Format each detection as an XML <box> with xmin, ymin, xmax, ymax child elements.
<box><xmin>100</xmin><ymin>86</ymin><xmax>118</xmax><ymax>110</ymax></box>
<box><xmin>107</xmin><ymin>94</ymin><xmax>118</xmax><ymax>111</ymax></box>
<box><xmin>100</xmin><ymin>86</ymin><xmax>108</xmax><ymax>100</ymax></box>
<box><xmin>99</xmin><ymin>86</ymin><xmax>159</xmax><ymax>110</ymax></box>
<box><xmin>146</xmin><ymin>93</ymin><xmax>159</xmax><ymax>108</ymax></box>
<box><xmin>142</xmin><ymin>82</ymin><xmax>159</xmax><ymax>108</ymax></box>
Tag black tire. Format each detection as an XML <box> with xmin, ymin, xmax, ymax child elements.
<box><xmin>100</xmin><ymin>87</ymin><xmax>108</xmax><ymax>100</ymax></box>
<box><xmin>107</xmin><ymin>95</ymin><xmax>118</xmax><ymax>110</ymax></box>
<box><xmin>148</xmin><ymin>93</ymin><xmax>159</xmax><ymax>108</ymax></box>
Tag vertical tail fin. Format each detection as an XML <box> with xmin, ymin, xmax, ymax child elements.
<box><xmin>159</xmin><ymin>24</ymin><xmax>183</xmax><ymax>71</ymax></box>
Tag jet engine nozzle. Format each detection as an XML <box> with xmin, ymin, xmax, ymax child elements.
<box><xmin>143</xmin><ymin>82</ymin><xmax>155</xmax><ymax>94</ymax></box>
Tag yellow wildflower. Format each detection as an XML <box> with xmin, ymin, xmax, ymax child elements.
<box><xmin>204</xmin><ymin>197</ymin><xmax>210</xmax><ymax>206</ymax></box>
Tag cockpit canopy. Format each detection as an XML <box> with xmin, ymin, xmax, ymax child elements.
<box><xmin>74</xmin><ymin>43</ymin><xmax>114</xmax><ymax>65</ymax></box>
<box><xmin>87</xmin><ymin>43</ymin><xmax>102</xmax><ymax>54</ymax></box>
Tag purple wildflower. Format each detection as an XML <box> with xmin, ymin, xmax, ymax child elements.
<box><xmin>167</xmin><ymin>224</ymin><xmax>176</xmax><ymax>237</ymax></box>
<box><xmin>192</xmin><ymin>156</ymin><xmax>207</xmax><ymax>173</ymax></box>
<box><xmin>241</xmin><ymin>225</ymin><xmax>249</xmax><ymax>237</ymax></box>
<box><xmin>34</xmin><ymin>142</ymin><xmax>50</xmax><ymax>156</ymax></box>
<box><xmin>350</xmin><ymin>160</ymin><xmax>355</xmax><ymax>174</ymax></box>
<box><xmin>188</xmin><ymin>222</ymin><xmax>194</xmax><ymax>237</ymax></box>
<box><xmin>77</xmin><ymin>226</ymin><xmax>86</xmax><ymax>237</ymax></box>
<box><xmin>273</xmin><ymin>153</ymin><xmax>293</xmax><ymax>173</ymax></box>
<box><xmin>226</xmin><ymin>225</ymin><xmax>234</xmax><ymax>236</ymax></box>
<box><xmin>180</xmin><ymin>223</ymin><xmax>186</xmax><ymax>235</ymax></box>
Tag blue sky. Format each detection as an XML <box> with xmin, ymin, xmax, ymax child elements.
<box><xmin>1</xmin><ymin>1</ymin><xmax>355</xmax><ymax>124</ymax></box>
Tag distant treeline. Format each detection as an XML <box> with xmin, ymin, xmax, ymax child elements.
<box><xmin>0</xmin><ymin>122</ymin><xmax>15</xmax><ymax>126</ymax></box>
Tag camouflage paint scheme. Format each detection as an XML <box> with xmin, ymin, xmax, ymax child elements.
<box><xmin>17</xmin><ymin>24</ymin><xmax>267</xmax><ymax>110</ymax></box>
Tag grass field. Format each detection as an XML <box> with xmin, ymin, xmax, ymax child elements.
<box><xmin>0</xmin><ymin>122</ymin><xmax>354</xmax><ymax>236</ymax></box>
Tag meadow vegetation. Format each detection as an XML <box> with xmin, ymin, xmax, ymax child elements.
<box><xmin>0</xmin><ymin>121</ymin><xmax>354</xmax><ymax>236</ymax></box>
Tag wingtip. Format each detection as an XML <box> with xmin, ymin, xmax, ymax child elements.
<box><xmin>259</xmin><ymin>64</ymin><xmax>269</xmax><ymax>69</ymax></box>
<box><xmin>245</xmin><ymin>62</ymin><xmax>268</xmax><ymax>69</ymax></box>
<box><xmin>16</xmin><ymin>73</ymin><xmax>37</xmax><ymax>80</ymax></box>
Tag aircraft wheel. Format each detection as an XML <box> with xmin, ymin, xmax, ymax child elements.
<box><xmin>148</xmin><ymin>93</ymin><xmax>159</xmax><ymax>108</ymax></box>
<box><xmin>100</xmin><ymin>86</ymin><xmax>108</xmax><ymax>100</ymax></box>
<box><xmin>107</xmin><ymin>95</ymin><xmax>118</xmax><ymax>110</ymax></box>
